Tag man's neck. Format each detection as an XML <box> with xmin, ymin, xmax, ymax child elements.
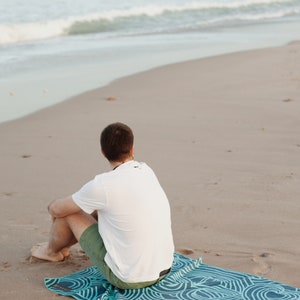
<box><xmin>110</xmin><ymin>158</ymin><xmax>133</xmax><ymax>170</ymax></box>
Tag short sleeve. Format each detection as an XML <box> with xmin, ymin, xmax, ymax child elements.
<box><xmin>72</xmin><ymin>177</ymin><xmax>107</xmax><ymax>214</ymax></box>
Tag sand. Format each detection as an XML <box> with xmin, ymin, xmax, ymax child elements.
<box><xmin>0</xmin><ymin>42</ymin><xmax>300</xmax><ymax>298</ymax></box>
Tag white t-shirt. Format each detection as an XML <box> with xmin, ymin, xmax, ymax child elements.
<box><xmin>72</xmin><ymin>160</ymin><xmax>174</xmax><ymax>283</ymax></box>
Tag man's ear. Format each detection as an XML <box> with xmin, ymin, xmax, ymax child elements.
<box><xmin>130</xmin><ymin>146</ymin><xmax>134</xmax><ymax>157</ymax></box>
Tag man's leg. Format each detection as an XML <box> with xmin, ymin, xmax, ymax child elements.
<box><xmin>31</xmin><ymin>211</ymin><xmax>96</xmax><ymax>262</ymax></box>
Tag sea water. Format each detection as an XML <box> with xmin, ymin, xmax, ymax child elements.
<box><xmin>0</xmin><ymin>0</ymin><xmax>300</xmax><ymax>123</ymax></box>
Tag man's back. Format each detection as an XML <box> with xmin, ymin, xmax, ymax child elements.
<box><xmin>73</xmin><ymin>160</ymin><xmax>174</xmax><ymax>283</ymax></box>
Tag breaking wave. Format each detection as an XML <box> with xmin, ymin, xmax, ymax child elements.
<box><xmin>1</xmin><ymin>0</ymin><xmax>299</xmax><ymax>45</ymax></box>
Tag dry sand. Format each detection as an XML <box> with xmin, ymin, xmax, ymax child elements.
<box><xmin>0</xmin><ymin>42</ymin><xmax>300</xmax><ymax>298</ymax></box>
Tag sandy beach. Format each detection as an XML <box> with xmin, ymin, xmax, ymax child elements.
<box><xmin>0</xmin><ymin>42</ymin><xmax>300</xmax><ymax>298</ymax></box>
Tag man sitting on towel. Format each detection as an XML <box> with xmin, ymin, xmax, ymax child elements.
<box><xmin>31</xmin><ymin>122</ymin><xmax>174</xmax><ymax>289</ymax></box>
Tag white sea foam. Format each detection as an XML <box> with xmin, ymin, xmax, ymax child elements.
<box><xmin>0</xmin><ymin>21</ymin><xmax>68</xmax><ymax>45</ymax></box>
<box><xmin>0</xmin><ymin>0</ymin><xmax>299</xmax><ymax>45</ymax></box>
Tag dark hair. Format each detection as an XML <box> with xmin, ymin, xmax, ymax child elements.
<box><xmin>100</xmin><ymin>122</ymin><xmax>134</xmax><ymax>162</ymax></box>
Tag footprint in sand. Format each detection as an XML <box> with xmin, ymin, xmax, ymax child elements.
<box><xmin>3</xmin><ymin>192</ymin><xmax>14</xmax><ymax>197</ymax></box>
<box><xmin>177</xmin><ymin>248</ymin><xmax>194</xmax><ymax>255</ymax></box>
<box><xmin>251</xmin><ymin>252</ymin><xmax>273</xmax><ymax>276</ymax></box>
<box><xmin>2</xmin><ymin>261</ymin><xmax>11</xmax><ymax>269</ymax></box>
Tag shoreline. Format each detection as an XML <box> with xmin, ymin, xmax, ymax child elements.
<box><xmin>0</xmin><ymin>40</ymin><xmax>297</xmax><ymax>127</ymax></box>
<box><xmin>2</xmin><ymin>14</ymin><xmax>300</xmax><ymax>124</ymax></box>
<box><xmin>0</xmin><ymin>41</ymin><xmax>299</xmax><ymax>298</ymax></box>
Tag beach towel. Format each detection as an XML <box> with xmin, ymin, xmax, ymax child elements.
<box><xmin>44</xmin><ymin>253</ymin><xmax>300</xmax><ymax>300</ymax></box>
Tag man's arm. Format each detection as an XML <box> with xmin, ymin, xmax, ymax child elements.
<box><xmin>48</xmin><ymin>195</ymin><xmax>81</xmax><ymax>218</ymax></box>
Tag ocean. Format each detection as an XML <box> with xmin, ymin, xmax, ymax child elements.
<box><xmin>1</xmin><ymin>0</ymin><xmax>300</xmax><ymax>123</ymax></box>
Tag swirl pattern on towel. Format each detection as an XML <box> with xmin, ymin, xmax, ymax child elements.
<box><xmin>44</xmin><ymin>253</ymin><xmax>300</xmax><ymax>300</ymax></box>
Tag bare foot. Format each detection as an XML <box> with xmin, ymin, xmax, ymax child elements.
<box><xmin>61</xmin><ymin>247</ymin><xmax>71</xmax><ymax>258</ymax></box>
<box><xmin>31</xmin><ymin>243</ymin><xmax>64</xmax><ymax>262</ymax></box>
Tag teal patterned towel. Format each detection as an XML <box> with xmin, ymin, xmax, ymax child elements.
<box><xmin>44</xmin><ymin>253</ymin><xmax>300</xmax><ymax>299</ymax></box>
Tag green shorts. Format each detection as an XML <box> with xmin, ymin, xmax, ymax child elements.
<box><xmin>79</xmin><ymin>224</ymin><xmax>160</xmax><ymax>289</ymax></box>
